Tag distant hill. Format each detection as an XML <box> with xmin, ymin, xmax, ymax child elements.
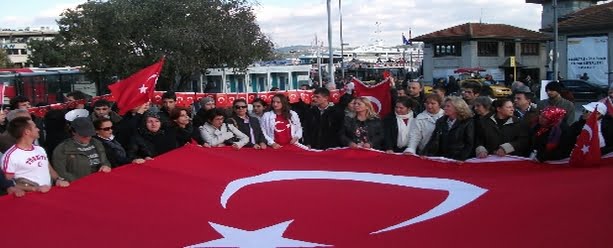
<box><xmin>275</xmin><ymin>45</ymin><xmax>312</xmax><ymax>53</ymax></box>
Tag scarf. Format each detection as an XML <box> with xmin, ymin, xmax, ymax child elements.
<box><xmin>396</xmin><ymin>112</ymin><xmax>413</xmax><ymax>148</ymax></box>
<box><xmin>535</xmin><ymin>106</ymin><xmax>566</xmax><ymax>151</ymax></box>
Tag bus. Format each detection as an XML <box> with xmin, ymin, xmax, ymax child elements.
<box><xmin>0</xmin><ymin>67</ymin><xmax>96</xmax><ymax>106</ymax></box>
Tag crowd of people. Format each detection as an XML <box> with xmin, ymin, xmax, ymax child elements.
<box><xmin>1</xmin><ymin>78</ymin><xmax>612</xmax><ymax>197</ymax></box>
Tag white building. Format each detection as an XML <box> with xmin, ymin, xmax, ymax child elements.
<box><xmin>414</xmin><ymin>23</ymin><xmax>550</xmax><ymax>84</ymax></box>
<box><xmin>0</xmin><ymin>28</ymin><xmax>58</xmax><ymax>67</ymax></box>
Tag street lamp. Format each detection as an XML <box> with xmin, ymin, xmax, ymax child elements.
<box><xmin>339</xmin><ymin>0</ymin><xmax>345</xmax><ymax>80</ymax></box>
<box><xmin>552</xmin><ymin>0</ymin><xmax>559</xmax><ymax>80</ymax></box>
<box><xmin>327</xmin><ymin>0</ymin><xmax>335</xmax><ymax>87</ymax></box>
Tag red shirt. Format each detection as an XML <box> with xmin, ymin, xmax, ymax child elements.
<box><xmin>274</xmin><ymin>114</ymin><xmax>292</xmax><ymax>145</ymax></box>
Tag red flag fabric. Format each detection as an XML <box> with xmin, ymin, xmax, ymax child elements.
<box><xmin>0</xmin><ymin>146</ymin><xmax>612</xmax><ymax>247</ymax></box>
<box><xmin>352</xmin><ymin>77</ymin><xmax>392</xmax><ymax>117</ymax></box>
<box><xmin>299</xmin><ymin>90</ymin><xmax>313</xmax><ymax>104</ymax></box>
<box><xmin>215</xmin><ymin>93</ymin><xmax>231</xmax><ymax>107</ymax></box>
<box><xmin>286</xmin><ymin>91</ymin><xmax>300</xmax><ymax>103</ymax></box>
<box><xmin>569</xmin><ymin>110</ymin><xmax>602</xmax><ymax>167</ymax></box>
<box><xmin>108</xmin><ymin>58</ymin><xmax>165</xmax><ymax>115</ymax></box>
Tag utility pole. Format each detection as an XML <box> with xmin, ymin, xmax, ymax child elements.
<box><xmin>339</xmin><ymin>0</ymin><xmax>345</xmax><ymax>80</ymax></box>
<box><xmin>327</xmin><ymin>0</ymin><xmax>335</xmax><ymax>87</ymax></box>
<box><xmin>552</xmin><ymin>0</ymin><xmax>559</xmax><ymax>81</ymax></box>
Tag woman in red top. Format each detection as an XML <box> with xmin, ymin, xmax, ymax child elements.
<box><xmin>260</xmin><ymin>94</ymin><xmax>303</xmax><ymax>149</ymax></box>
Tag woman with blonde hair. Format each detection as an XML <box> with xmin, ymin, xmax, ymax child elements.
<box><xmin>340</xmin><ymin>96</ymin><xmax>384</xmax><ymax>150</ymax></box>
<box><xmin>422</xmin><ymin>96</ymin><xmax>475</xmax><ymax>160</ymax></box>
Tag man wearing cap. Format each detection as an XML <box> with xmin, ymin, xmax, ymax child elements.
<box><xmin>537</xmin><ymin>81</ymin><xmax>575</xmax><ymax>125</ymax></box>
<box><xmin>571</xmin><ymin>102</ymin><xmax>613</xmax><ymax>155</ymax></box>
<box><xmin>52</xmin><ymin>117</ymin><xmax>111</xmax><ymax>181</ymax></box>
<box><xmin>2</xmin><ymin>116</ymin><xmax>69</xmax><ymax>193</ymax></box>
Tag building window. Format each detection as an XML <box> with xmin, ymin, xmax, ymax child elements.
<box><xmin>521</xmin><ymin>43</ymin><xmax>539</xmax><ymax>55</ymax></box>
<box><xmin>6</xmin><ymin>49</ymin><xmax>19</xmax><ymax>55</ymax></box>
<box><xmin>20</xmin><ymin>49</ymin><xmax>27</xmax><ymax>55</ymax></box>
<box><xmin>478</xmin><ymin>42</ymin><xmax>498</xmax><ymax>56</ymax></box>
<box><xmin>504</xmin><ymin>42</ymin><xmax>515</xmax><ymax>56</ymax></box>
<box><xmin>434</xmin><ymin>43</ymin><xmax>461</xmax><ymax>57</ymax></box>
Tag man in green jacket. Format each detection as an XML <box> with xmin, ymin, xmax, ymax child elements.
<box><xmin>53</xmin><ymin>117</ymin><xmax>112</xmax><ymax>181</ymax></box>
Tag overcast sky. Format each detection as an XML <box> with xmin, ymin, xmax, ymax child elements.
<box><xmin>1</xmin><ymin>0</ymin><xmax>611</xmax><ymax>48</ymax></box>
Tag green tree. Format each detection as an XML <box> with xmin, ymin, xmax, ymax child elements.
<box><xmin>27</xmin><ymin>37</ymin><xmax>81</xmax><ymax>67</ymax></box>
<box><xmin>53</xmin><ymin>0</ymin><xmax>274</xmax><ymax>92</ymax></box>
<box><xmin>0</xmin><ymin>49</ymin><xmax>12</xmax><ymax>68</ymax></box>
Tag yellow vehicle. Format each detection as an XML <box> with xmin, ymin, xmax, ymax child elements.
<box><xmin>454</xmin><ymin>68</ymin><xmax>512</xmax><ymax>98</ymax></box>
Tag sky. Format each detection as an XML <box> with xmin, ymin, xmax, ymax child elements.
<box><xmin>0</xmin><ymin>0</ymin><xmax>610</xmax><ymax>48</ymax></box>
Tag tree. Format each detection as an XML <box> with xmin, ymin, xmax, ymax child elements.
<box><xmin>53</xmin><ymin>0</ymin><xmax>274</xmax><ymax>92</ymax></box>
<box><xmin>0</xmin><ymin>49</ymin><xmax>12</xmax><ymax>68</ymax></box>
<box><xmin>27</xmin><ymin>37</ymin><xmax>81</xmax><ymax>67</ymax></box>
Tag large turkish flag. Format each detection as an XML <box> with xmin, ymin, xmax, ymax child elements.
<box><xmin>1</xmin><ymin>146</ymin><xmax>612</xmax><ymax>248</ymax></box>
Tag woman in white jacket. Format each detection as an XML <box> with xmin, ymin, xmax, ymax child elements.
<box><xmin>199</xmin><ymin>108</ymin><xmax>249</xmax><ymax>149</ymax></box>
<box><xmin>404</xmin><ymin>94</ymin><xmax>445</xmax><ymax>155</ymax></box>
<box><xmin>260</xmin><ymin>94</ymin><xmax>302</xmax><ymax>149</ymax></box>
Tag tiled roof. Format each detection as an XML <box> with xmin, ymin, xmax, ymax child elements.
<box><xmin>555</xmin><ymin>2</ymin><xmax>613</xmax><ymax>32</ymax></box>
<box><xmin>413</xmin><ymin>23</ymin><xmax>550</xmax><ymax>42</ymax></box>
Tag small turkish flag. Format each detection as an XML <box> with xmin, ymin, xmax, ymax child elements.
<box><xmin>108</xmin><ymin>58</ymin><xmax>165</xmax><ymax>115</ymax></box>
<box><xmin>216</xmin><ymin>93</ymin><xmax>231</xmax><ymax>107</ymax></box>
<box><xmin>152</xmin><ymin>91</ymin><xmax>164</xmax><ymax>105</ymax></box>
<box><xmin>569</xmin><ymin>108</ymin><xmax>601</xmax><ymax>167</ymax></box>
<box><xmin>299</xmin><ymin>90</ymin><xmax>313</xmax><ymax>105</ymax></box>
<box><xmin>287</xmin><ymin>91</ymin><xmax>300</xmax><ymax>103</ymax></box>
<box><xmin>247</xmin><ymin>93</ymin><xmax>257</xmax><ymax>104</ymax></box>
<box><xmin>352</xmin><ymin>77</ymin><xmax>392</xmax><ymax>117</ymax></box>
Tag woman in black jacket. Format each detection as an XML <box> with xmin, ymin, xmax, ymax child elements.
<box><xmin>340</xmin><ymin>96</ymin><xmax>384</xmax><ymax>150</ymax></box>
<box><xmin>227</xmin><ymin>99</ymin><xmax>267</xmax><ymax>149</ymax></box>
<box><xmin>93</xmin><ymin>118</ymin><xmax>130</xmax><ymax>167</ymax></box>
<box><xmin>423</xmin><ymin>96</ymin><xmax>475</xmax><ymax>161</ymax></box>
<box><xmin>383</xmin><ymin>97</ymin><xmax>417</xmax><ymax>153</ymax></box>
<box><xmin>128</xmin><ymin>113</ymin><xmax>178</xmax><ymax>164</ymax></box>
<box><xmin>170</xmin><ymin>107</ymin><xmax>203</xmax><ymax>146</ymax></box>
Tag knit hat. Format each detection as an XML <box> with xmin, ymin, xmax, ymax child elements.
<box><xmin>200</xmin><ymin>97</ymin><xmax>214</xmax><ymax>106</ymax></box>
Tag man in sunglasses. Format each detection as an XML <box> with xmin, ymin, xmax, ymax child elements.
<box><xmin>90</xmin><ymin>99</ymin><xmax>122</xmax><ymax>125</ymax></box>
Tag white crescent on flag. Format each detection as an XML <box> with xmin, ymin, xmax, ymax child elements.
<box><xmin>364</xmin><ymin>96</ymin><xmax>383</xmax><ymax>113</ymax></box>
<box><xmin>220</xmin><ymin>170</ymin><xmax>487</xmax><ymax>235</ymax></box>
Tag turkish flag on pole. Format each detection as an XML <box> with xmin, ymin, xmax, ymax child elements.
<box><xmin>352</xmin><ymin>77</ymin><xmax>392</xmax><ymax>117</ymax></box>
<box><xmin>108</xmin><ymin>58</ymin><xmax>165</xmax><ymax>115</ymax></box>
<box><xmin>569</xmin><ymin>109</ymin><xmax>602</xmax><ymax>167</ymax></box>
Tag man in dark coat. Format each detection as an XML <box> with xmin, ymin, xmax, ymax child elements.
<box><xmin>302</xmin><ymin>88</ymin><xmax>345</xmax><ymax>150</ymax></box>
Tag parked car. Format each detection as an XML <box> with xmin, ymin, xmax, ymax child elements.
<box><xmin>559</xmin><ymin>79</ymin><xmax>608</xmax><ymax>101</ymax></box>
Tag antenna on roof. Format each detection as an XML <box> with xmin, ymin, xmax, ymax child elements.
<box><xmin>480</xmin><ymin>8</ymin><xmax>483</xmax><ymax>23</ymax></box>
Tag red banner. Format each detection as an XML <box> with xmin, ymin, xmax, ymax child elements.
<box><xmin>1</xmin><ymin>146</ymin><xmax>612</xmax><ymax>247</ymax></box>
<box><xmin>353</xmin><ymin>77</ymin><xmax>392</xmax><ymax>117</ymax></box>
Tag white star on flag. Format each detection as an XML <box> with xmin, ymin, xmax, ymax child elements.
<box><xmin>185</xmin><ymin>220</ymin><xmax>330</xmax><ymax>248</ymax></box>
<box><xmin>139</xmin><ymin>84</ymin><xmax>148</xmax><ymax>94</ymax></box>
<box><xmin>581</xmin><ymin>145</ymin><xmax>590</xmax><ymax>154</ymax></box>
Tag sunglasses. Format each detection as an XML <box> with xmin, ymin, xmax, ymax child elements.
<box><xmin>98</xmin><ymin>127</ymin><xmax>113</xmax><ymax>131</ymax></box>
<box><xmin>234</xmin><ymin>105</ymin><xmax>248</xmax><ymax>109</ymax></box>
